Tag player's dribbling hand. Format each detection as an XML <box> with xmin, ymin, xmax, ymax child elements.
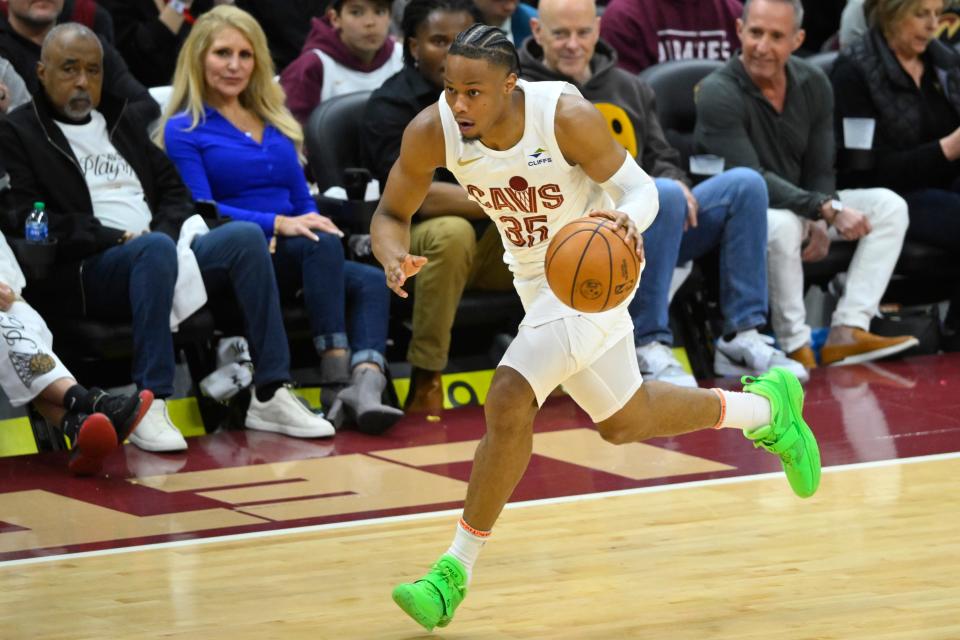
<box><xmin>588</xmin><ymin>210</ymin><xmax>645</xmax><ymax>263</ymax></box>
<box><xmin>386</xmin><ymin>253</ymin><xmax>428</xmax><ymax>298</ymax></box>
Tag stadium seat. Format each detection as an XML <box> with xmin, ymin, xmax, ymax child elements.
<box><xmin>305</xmin><ymin>90</ymin><xmax>373</xmax><ymax>194</ymax></box>
<box><xmin>637</xmin><ymin>59</ymin><xmax>724</xmax><ymax>173</ymax></box>
<box><xmin>806</xmin><ymin>50</ymin><xmax>839</xmax><ymax>75</ymax></box>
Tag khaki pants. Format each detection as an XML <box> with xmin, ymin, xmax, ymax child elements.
<box><xmin>407</xmin><ymin>217</ymin><xmax>513</xmax><ymax>371</ymax></box>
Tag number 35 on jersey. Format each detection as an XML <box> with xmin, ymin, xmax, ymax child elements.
<box><xmin>466</xmin><ymin>175</ymin><xmax>566</xmax><ymax>248</ymax></box>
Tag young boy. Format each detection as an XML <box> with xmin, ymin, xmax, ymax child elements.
<box><xmin>280</xmin><ymin>0</ymin><xmax>404</xmax><ymax>124</ymax></box>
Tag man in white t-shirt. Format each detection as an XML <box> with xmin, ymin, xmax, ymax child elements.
<box><xmin>0</xmin><ymin>24</ymin><xmax>336</xmax><ymax>453</ymax></box>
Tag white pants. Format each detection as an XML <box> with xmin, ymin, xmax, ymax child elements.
<box><xmin>0</xmin><ymin>300</ymin><xmax>72</xmax><ymax>407</ymax></box>
<box><xmin>767</xmin><ymin>188</ymin><xmax>909</xmax><ymax>353</ymax></box>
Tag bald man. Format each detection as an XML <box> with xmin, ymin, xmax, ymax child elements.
<box><xmin>0</xmin><ymin>0</ymin><xmax>157</xmax><ymax>127</ymax></box>
<box><xmin>0</xmin><ymin>24</ymin><xmax>337</xmax><ymax>452</ymax></box>
<box><xmin>519</xmin><ymin>0</ymin><xmax>805</xmax><ymax>384</ymax></box>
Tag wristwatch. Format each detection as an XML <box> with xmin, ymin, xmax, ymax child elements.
<box><xmin>820</xmin><ymin>197</ymin><xmax>843</xmax><ymax>222</ymax></box>
<box><xmin>169</xmin><ymin>0</ymin><xmax>190</xmax><ymax>15</ymax></box>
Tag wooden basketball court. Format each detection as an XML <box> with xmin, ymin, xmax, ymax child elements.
<box><xmin>2</xmin><ymin>354</ymin><xmax>959</xmax><ymax>639</ymax></box>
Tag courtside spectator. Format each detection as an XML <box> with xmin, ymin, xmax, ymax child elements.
<box><xmin>473</xmin><ymin>0</ymin><xmax>536</xmax><ymax>45</ymax></box>
<box><xmin>280</xmin><ymin>0</ymin><xmax>403</xmax><ymax>124</ymax></box>
<box><xmin>98</xmin><ymin>0</ymin><xmax>225</xmax><ymax>88</ymax></box>
<box><xmin>0</xmin><ymin>23</ymin><xmax>335</xmax><ymax>452</ymax></box>
<box><xmin>695</xmin><ymin>0</ymin><xmax>918</xmax><ymax>368</ymax></box>
<box><xmin>832</xmin><ymin>0</ymin><xmax>960</xmax><ymax>345</ymax></box>
<box><xmin>160</xmin><ymin>6</ymin><xmax>402</xmax><ymax>434</ymax></box>
<box><xmin>599</xmin><ymin>0</ymin><xmax>742</xmax><ymax>74</ymax></box>
<box><xmin>361</xmin><ymin>0</ymin><xmax>512</xmax><ymax>416</ymax></box>
<box><xmin>236</xmin><ymin>0</ymin><xmax>325</xmax><ymax>70</ymax></box>
<box><xmin>0</xmin><ymin>0</ymin><xmax>157</xmax><ymax>127</ymax></box>
<box><xmin>840</xmin><ymin>0</ymin><xmax>960</xmax><ymax>49</ymax></box>
<box><xmin>522</xmin><ymin>0</ymin><xmax>807</xmax><ymax>383</ymax></box>
<box><xmin>0</xmin><ymin>228</ymin><xmax>152</xmax><ymax>475</ymax></box>
<box><xmin>0</xmin><ymin>54</ymin><xmax>28</xmax><ymax>112</ymax></box>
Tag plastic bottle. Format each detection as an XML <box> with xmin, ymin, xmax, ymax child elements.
<box><xmin>25</xmin><ymin>201</ymin><xmax>48</xmax><ymax>243</ymax></box>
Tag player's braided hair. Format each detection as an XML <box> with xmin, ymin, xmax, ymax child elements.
<box><xmin>401</xmin><ymin>0</ymin><xmax>482</xmax><ymax>67</ymax></box>
<box><xmin>448</xmin><ymin>24</ymin><xmax>521</xmax><ymax>76</ymax></box>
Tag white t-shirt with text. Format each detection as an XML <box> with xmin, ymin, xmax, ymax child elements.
<box><xmin>54</xmin><ymin>111</ymin><xmax>153</xmax><ymax>234</ymax></box>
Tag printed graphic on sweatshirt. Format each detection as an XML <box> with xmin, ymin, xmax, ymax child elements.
<box><xmin>76</xmin><ymin>152</ymin><xmax>138</xmax><ymax>183</ymax></box>
<box><xmin>657</xmin><ymin>29</ymin><xmax>733</xmax><ymax>64</ymax></box>
<box><xmin>593</xmin><ymin>103</ymin><xmax>638</xmax><ymax>158</ymax></box>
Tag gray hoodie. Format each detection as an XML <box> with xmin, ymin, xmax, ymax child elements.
<box><xmin>0</xmin><ymin>56</ymin><xmax>29</xmax><ymax>114</ymax></box>
<box><xmin>519</xmin><ymin>37</ymin><xmax>690</xmax><ymax>185</ymax></box>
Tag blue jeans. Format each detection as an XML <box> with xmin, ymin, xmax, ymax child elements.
<box><xmin>81</xmin><ymin>233</ymin><xmax>178</xmax><ymax>396</ymax></box>
<box><xmin>902</xmin><ymin>188</ymin><xmax>960</xmax><ymax>252</ymax></box>
<box><xmin>82</xmin><ymin>224</ymin><xmax>292</xmax><ymax>397</ymax></box>
<box><xmin>272</xmin><ymin>235</ymin><xmax>390</xmax><ymax>370</ymax></box>
<box><xmin>629</xmin><ymin>168</ymin><xmax>769</xmax><ymax>346</ymax></box>
<box><xmin>902</xmin><ymin>187</ymin><xmax>960</xmax><ymax>330</ymax></box>
<box><xmin>191</xmin><ymin>222</ymin><xmax>291</xmax><ymax>390</ymax></box>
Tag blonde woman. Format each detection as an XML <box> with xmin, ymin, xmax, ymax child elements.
<box><xmin>159</xmin><ymin>6</ymin><xmax>402</xmax><ymax>433</ymax></box>
<box><xmin>831</xmin><ymin>0</ymin><xmax>960</xmax><ymax>346</ymax></box>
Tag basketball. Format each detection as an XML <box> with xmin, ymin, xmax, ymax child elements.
<box><xmin>544</xmin><ymin>216</ymin><xmax>641</xmax><ymax>313</ymax></box>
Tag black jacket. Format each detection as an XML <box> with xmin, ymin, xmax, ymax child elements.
<box><xmin>831</xmin><ymin>28</ymin><xmax>960</xmax><ymax>191</ymax></box>
<box><xmin>237</xmin><ymin>0</ymin><xmax>326</xmax><ymax>71</ymax></box>
<box><xmin>0</xmin><ymin>15</ymin><xmax>158</xmax><ymax>128</ymax></box>
<box><xmin>97</xmin><ymin>0</ymin><xmax>216</xmax><ymax>88</ymax></box>
<box><xmin>0</xmin><ymin>90</ymin><xmax>192</xmax><ymax>296</ymax></box>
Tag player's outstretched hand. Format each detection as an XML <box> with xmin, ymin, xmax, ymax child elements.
<box><xmin>386</xmin><ymin>254</ymin><xmax>428</xmax><ymax>298</ymax></box>
<box><xmin>588</xmin><ymin>210</ymin><xmax>645</xmax><ymax>264</ymax></box>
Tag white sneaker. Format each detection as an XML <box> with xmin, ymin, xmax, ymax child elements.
<box><xmin>245</xmin><ymin>386</ymin><xmax>335</xmax><ymax>438</ymax></box>
<box><xmin>636</xmin><ymin>342</ymin><xmax>698</xmax><ymax>388</ymax></box>
<box><xmin>128</xmin><ymin>399</ymin><xmax>188</xmax><ymax>452</ymax></box>
<box><xmin>714</xmin><ymin>330</ymin><xmax>810</xmax><ymax>382</ymax></box>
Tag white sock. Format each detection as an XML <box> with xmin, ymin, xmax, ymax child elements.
<box><xmin>711</xmin><ymin>388</ymin><xmax>771</xmax><ymax>430</ymax></box>
<box><xmin>445</xmin><ymin>518</ymin><xmax>490</xmax><ymax>582</ymax></box>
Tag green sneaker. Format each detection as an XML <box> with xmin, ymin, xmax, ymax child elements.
<box><xmin>741</xmin><ymin>367</ymin><xmax>821</xmax><ymax>498</ymax></box>
<box><xmin>392</xmin><ymin>555</ymin><xmax>468</xmax><ymax>631</ymax></box>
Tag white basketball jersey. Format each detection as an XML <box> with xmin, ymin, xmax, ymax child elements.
<box><xmin>313</xmin><ymin>46</ymin><xmax>404</xmax><ymax>102</ymax></box>
<box><xmin>439</xmin><ymin>79</ymin><xmax>628</xmax><ymax>326</ymax></box>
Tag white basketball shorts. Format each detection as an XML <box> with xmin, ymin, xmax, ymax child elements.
<box><xmin>499</xmin><ymin>309</ymin><xmax>641</xmax><ymax>423</ymax></box>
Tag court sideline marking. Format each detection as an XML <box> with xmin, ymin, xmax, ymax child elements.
<box><xmin>2</xmin><ymin>450</ymin><xmax>958</xmax><ymax>568</ymax></box>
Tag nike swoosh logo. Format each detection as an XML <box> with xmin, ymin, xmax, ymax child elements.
<box><xmin>456</xmin><ymin>156</ymin><xmax>482</xmax><ymax>167</ymax></box>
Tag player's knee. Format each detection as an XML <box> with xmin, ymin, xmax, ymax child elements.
<box><xmin>596</xmin><ymin>420</ymin><xmax>635</xmax><ymax>445</ymax></box>
<box><xmin>595</xmin><ymin>386</ymin><xmax>657</xmax><ymax>444</ymax></box>
<box><xmin>484</xmin><ymin>368</ymin><xmax>537</xmax><ymax>437</ymax></box>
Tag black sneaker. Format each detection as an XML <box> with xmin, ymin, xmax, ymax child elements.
<box><xmin>91</xmin><ymin>389</ymin><xmax>154</xmax><ymax>442</ymax></box>
<box><xmin>64</xmin><ymin>412</ymin><xmax>117</xmax><ymax>476</ymax></box>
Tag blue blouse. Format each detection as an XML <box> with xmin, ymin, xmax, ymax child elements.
<box><xmin>164</xmin><ymin>107</ymin><xmax>315</xmax><ymax>236</ymax></box>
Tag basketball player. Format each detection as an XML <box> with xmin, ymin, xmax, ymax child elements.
<box><xmin>371</xmin><ymin>25</ymin><xmax>821</xmax><ymax>632</ymax></box>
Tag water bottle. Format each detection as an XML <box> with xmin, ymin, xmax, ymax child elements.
<box><xmin>25</xmin><ymin>201</ymin><xmax>48</xmax><ymax>243</ymax></box>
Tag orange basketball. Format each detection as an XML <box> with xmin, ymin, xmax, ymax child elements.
<box><xmin>544</xmin><ymin>216</ymin><xmax>641</xmax><ymax>313</ymax></box>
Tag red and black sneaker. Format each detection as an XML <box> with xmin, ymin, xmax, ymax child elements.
<box><xmin>91</xmin><ymin>389</ymin><xmax>154</xmax><ymax>443</ymax></box>
<box><xmin>66</xmin><ymin>413</ymin><xmax>118</xmax><ymax>476</ymax></box>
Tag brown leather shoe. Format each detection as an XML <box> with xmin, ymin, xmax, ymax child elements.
<box><xmin>404</xmin><ymin>367</ymin><xmax>443</xmax><ymax>416</ymax></box>
<box><xmin>787</xmin><ymin>345</ymin><xmax>818</xmax><ymax>370</ymax></box>
<box><xmin>820</xmin><ymin>329</ymin><xmax>919</xmax><ymax>366</ymax></box>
